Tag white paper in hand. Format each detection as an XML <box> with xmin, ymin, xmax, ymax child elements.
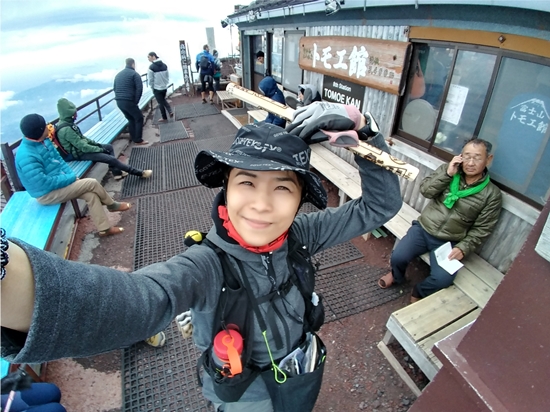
<box><xmin>434</xmin><ymin>242</ymin><xmax>464</xmax><ymax>275</ymax></box>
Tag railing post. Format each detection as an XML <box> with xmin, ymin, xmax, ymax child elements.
<box><xmin>96</xmin><ymin>100</ymin><xmax>102</xmax><ymax>122</ymax></box>
<box><xmin>1</xmin><ymin>142</ymin><xmax>24</xmax><ymax>191</ymax></box>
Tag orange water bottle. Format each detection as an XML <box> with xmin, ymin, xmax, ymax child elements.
<box><xmin>212</xmin><ymin>326</ymin><xmax>243</xmax><ymax>377</ymax></box>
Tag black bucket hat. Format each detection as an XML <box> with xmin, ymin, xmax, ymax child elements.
<box><xmin>195</xmin><ymin>123</ymin><xmax>327</xmax><ymax>209</ymax></box>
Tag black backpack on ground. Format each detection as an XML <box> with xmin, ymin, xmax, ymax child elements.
<box><xmin>196</xmin><ymin>232</ymin><xmax>326</xmax><ymax>410</ymax></box>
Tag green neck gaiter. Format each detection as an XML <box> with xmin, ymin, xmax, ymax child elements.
<box><xmin>443</xmin><ymin>173</ymin><xmax>490</xmax><ymax>209</ymax></box>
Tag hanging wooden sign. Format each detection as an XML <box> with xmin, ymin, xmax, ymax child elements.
<box><xmin>299</xmin><ymin>36</ymin><xmax>411</xmax><ymax>95</ymax></box>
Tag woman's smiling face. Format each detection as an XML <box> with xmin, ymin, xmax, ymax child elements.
<box><xmin>225</xmin><ymin>168</ymin><xmax>303</xmax><ymax>246</ymax></box>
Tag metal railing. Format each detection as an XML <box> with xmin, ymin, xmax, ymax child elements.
<box><xmin>0</xmin><ymin>74</ymin><xmax>172</xmax><ymax>200</ymax></box>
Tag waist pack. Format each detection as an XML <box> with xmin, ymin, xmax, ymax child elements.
<box><xmin>196</xmin><ymin>233</ymin><xmax>325</xmax><ymax>407</ymax></box>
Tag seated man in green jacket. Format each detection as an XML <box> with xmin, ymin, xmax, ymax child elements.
<box><xmin>56</xmin><ymin>98</ymin><xmax>152</xmax><ymax>180</ymax></box>
<box><xmin>378</xmin><ymin>138</ymin><xmax>502</xmax><ymax>303</ymax></box>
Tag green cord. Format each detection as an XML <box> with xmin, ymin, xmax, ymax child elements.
<box><xmin>262</xmin><ymin>330</ymin><xmax>287</xmax><ymax>383</ymax></box>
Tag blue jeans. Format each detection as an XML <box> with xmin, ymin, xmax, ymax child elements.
<box><xmin>1</xmin><ymin>383</ymin><xmax>66</xmax><ymax>412</ymax></box>
<box><xmin>116</xmin><ymin>99</ymin><xmax>144</xmax><ymax>143</ymax></box>
<box><xmin>153</xmin><ymin>89</ymin><xmax>172</xmax><ymax>120</ymax></box>
<box><xmin>77</xmin><ymin>144</ymin><xmax>142</xmax><ymax>176</ymax></box>
<box><xmin>390</xmin><ymin>221</ymin><xmax>457</xmax><ymax>298</ymax></box>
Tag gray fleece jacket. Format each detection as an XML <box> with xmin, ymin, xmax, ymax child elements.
<box><xmin>1</xmin><ymin>134</ymin><xmax>402</xmax><ymax>403</ymax></box>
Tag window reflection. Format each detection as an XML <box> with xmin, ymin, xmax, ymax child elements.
<box><xmin>480</xmin><ymin>60</ymin><xmax>550</xmax><ymax>204</ymax></box>
<box><xmin>400</xmin><ymin>45</ymin><xmax>454</xmax><ymax>141</ymax></box>
<box><xmin>435</xmin><ymin>51</ymin><xmax>496</xmax><ymax>154</ymax></box>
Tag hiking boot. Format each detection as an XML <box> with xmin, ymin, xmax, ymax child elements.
<box><xmin>113</xmin><ymin>171</ymin><xmax>129</xmax><ymax>181</ymax></box>
<box><xmin>158</xmin><ymin>118</ymin><xmax>167</xmax><ymax>123</ymax></box>
<box><xmin>169</xmin><ymin>112</ymin><xmax>174</xmax><ymax>118</ymax></box>
<box><xmin>134</xmin><ymin>140</ymin><xmax>149</xmax><ymax>146</ymax></box>
<box><xmin>202</xmin><ymin>99</ymin><xmax>207</xmax><ymax>104</ymax></box>
<box><xmin>362</xmin><ymin>112</ymin><xmax>380</xmax><ymax>138</ymax></box>
<box><xmin>141</xmin><ymin>170</ymin><xmax>153</xmax><ymax>179</ymax></box>
<box><xmin>145</xmin><ymin>332</ymin><xmax>166</xmax><ymax>347</ymax></box>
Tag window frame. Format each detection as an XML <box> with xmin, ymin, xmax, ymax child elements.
<box><xmin>393</xmin><ymin>40</ymin><xmax>550</xmax><ymax>208</ymax></box>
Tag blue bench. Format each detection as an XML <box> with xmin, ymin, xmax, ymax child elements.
<box><xmin>66</xmin><ymin>88</ymin><xmax>154</xmax><ymax>177</ymax></box>
<box><xmin>0</xmin><ymin>89</ymin><xmax>154</xmax><ymax>251</ymax></box>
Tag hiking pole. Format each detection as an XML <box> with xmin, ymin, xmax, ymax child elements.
<box><xmin>225</xmin><ymin>83</ymin><xmax>420</xmax><ymax>181</ymax></box>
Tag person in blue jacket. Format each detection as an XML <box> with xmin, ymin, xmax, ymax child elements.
<box><xmin>195</xmin><ymin>45</ymin><xmax>219</xmax><ymax>104</ymax></box>
<box><xmin>258</xmin><ymin>76</ymin><xmax>286</xmax><ymax>127</ymax></box>
<box><xmin>15</xmin><ymin>114</ymin><xmax>131</xmax><ymax>237</ymax></box>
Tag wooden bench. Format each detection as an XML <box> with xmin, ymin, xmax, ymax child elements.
<box><xmin>247</xmin><ymin>109</ymin><xmax>268</xmax><ymax>124</ymax></box>
<box><xmin>309</xmin><ymin>142</ymin><xmax>505</xmax><ymax>396</ymax></box>
<box><xmin>216</xmin><ymin>90</ymin><xmax>240</xmax><ymax>109</ymax></box>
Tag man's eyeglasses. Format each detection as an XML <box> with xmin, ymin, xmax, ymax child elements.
<box><xmin>462</xmin><ymin>155</ymin><xmax>485</xmax><ymax>164</ymax></box>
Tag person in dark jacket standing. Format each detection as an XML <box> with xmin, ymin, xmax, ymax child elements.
<box><xmin>378</xmin><ymin>138</ymin><xmax>502</xmax><ymax>302</ymax></box>
<box><xmin>55</xmin><ymin>98</ymin><xmax>152</xmax><ymax>180</ymax></box>
<box><xmin>113</xmin><ymin>58</ymin><xmax>147</xmax><ymax>145</ymax></box>
<box><xmin>147</xmin><ymin>52</ymin><xmax>173</xmax><ymax>123</ymax></box>
<box><xmin>258</xmin><ymin>76</ymin><xmax>286</xmax><ymax>127</ymax></box>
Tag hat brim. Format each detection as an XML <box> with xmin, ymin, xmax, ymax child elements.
<box><xmin>195</xmin><ymin>150</ymin><xmax>327</xmax><ymax>209</ymax></box>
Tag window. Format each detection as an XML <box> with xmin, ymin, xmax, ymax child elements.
<box><xmin>396</xmin><ymin>41</ymin><xmax>550</xmax><ymax>206</ymax></box>
<box><xmin>271</xmin><ymin>29</ymin><xmax>284</xmax><ymax>83</ymax></box>
<box><xmin>282</xmin><ymin>31</ymin><xmax>305</xmax><ymax>92</ymax></box>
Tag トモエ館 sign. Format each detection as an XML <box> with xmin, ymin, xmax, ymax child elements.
<box><xmin>299</xmin><ymin>36</ymin><xmax>411</xmax><ymax>95</ymax></box>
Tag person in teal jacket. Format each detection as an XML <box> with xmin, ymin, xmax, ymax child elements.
<box><xmin>56</xmin><ymin>98</ymin><xmax>152</xmax><ymax>180</ymax></box>
<box><xmin>15</xmin><ymin>113</ymin><xmax>131</xmax><ymax>237</ymax></box>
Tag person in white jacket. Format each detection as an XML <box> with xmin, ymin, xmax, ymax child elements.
<box><xmin>147</xmin><ymin>52</ymin><xmax>173</xmax><ymax>122</ymax></box>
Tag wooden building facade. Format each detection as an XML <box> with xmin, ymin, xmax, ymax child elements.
<box><xmin>226</xmin><ymin>1</ymin><xmax>550</xmax><ymax>410</ymax></box>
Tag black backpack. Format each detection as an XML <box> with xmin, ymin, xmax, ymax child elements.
<box><xmin>196</xmin><ymin>232</ymin><xmax>325</xmax><ymax>403</ymax></box>
<box><xmin>200</xmin><ymin>54</ymin><xmax>213</xmax><ymax>72</ymax></box>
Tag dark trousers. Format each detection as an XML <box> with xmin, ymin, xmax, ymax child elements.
<box><xmin>213</xmin><ymin>76</ymin><xmax>221</xmax><ymax>92</ymax></box>
<box><xmin>200</xmin><ymin>73</ymin><xmax>214</xmax><ymax>92</ymax></box>
<box><xmin>77</xmin><ymin>144</ymin><xmax>142</xmax><ymax>176</ymax></box>
<box><xmin>153</xmin><ymin>89</ymin><xmax>172</xmax><ymax>120</ymax></box>
<box><xmin>1</xmin><ymin>383</ymin><xmax>66</xmax><ymax>412</ymax></box>
<box><xmin>116</xmin><ymin>99</ymin><xmax>144</xmax><ymax>143</ymax></box>
<box><xmin>390</xmin><ymin>220</ymin><xmax>457</xmax><ymax>298</ymax></box>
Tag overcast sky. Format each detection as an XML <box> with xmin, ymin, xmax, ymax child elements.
<box><xmin>0</xmin><ymin>0</ymin><xmax>245</xmax><ymax>109</ymax></box>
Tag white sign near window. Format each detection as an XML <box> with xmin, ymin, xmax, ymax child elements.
<box><xmin>441</xmin><ymin>84</ymin><xmax>469</xmax><ymax>126</ymax></box>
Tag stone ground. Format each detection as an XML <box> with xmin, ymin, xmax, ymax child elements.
<box><xmin>45</xmin><ymin>91</ymin><xmax>430</xmax><ymax>411</ymax></box>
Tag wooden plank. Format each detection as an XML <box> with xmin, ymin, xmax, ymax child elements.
<box><xmin>377</xmin><ymin>341</ymin><xmax>422</xmax><ymax>397</ymax></box>
<box><xmin>386</xmin><ymin>314</ymin><xmax>441</xmax><ymax>380</ymax></box>
<box><xmin>453</xmin><ymin>266</ymin><xmax>496</xmax><ymax>308</ymax></box>
<box><xmin>310</xmin><ymin>144</ymin><xmax>361</xmax><ymax>184</ymax></box>
<box><xmin>384</xmin><ymin>213</ymin><xmax>412</xmax><ymax>240</ymax></box>
<box><xmin>310</xmin><ymin>151</ymin><xmax>361</xmax><ymax>198</ymax></box>
<box><xmin>391</xmin><ymin>286</ymin><xmax>477</xmax><ymax>342</ymax></box>
<box><xmin>1</xmin><ymin>191</ymin><xmax>61</xmax><ymax>250</ymax></box>
<box><xmin>248</xmin><ymin>109</ymin><xmax>268</xmax><ymax>123</ymax></box>
<box><xmin>461</xmin><ymin>253</ymin><xmax>504</xmax><ymax>291</ymax></box>
<box><xmin>418</xmin><ymin>311</ymin><xmax>480</xmax><ymax>368</ymax></box>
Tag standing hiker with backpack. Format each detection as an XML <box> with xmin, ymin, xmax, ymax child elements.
<box><xmin>55</xmin><ymin>98</ymin><xmax>152</xmax><ymax>180</ymax></box>
<box><xmin>1</xmin><ymin>103</ymin><xmax>402</xmax><ymax>411</ymax></box>
<box><xmin>196</xmin><ymin>44</ymin><xmax>218</xmax><ymax>104</ymax></box>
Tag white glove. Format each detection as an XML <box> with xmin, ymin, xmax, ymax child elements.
<box><xmin>176</xmin><ymin>310</ymin><xmax>193</xmax><ymax>339</ymax></box>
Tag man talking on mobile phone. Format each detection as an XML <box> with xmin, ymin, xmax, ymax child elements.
<box><xmin>377</xmin><ymin>138</ymin><xmax>502</xmax><ymax>303</ymax></box>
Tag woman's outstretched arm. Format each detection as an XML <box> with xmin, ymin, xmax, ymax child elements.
<box><xmin>1</xmin><ymin>240</ymin><xmax>35</xmax><ymax>332</ymax></box>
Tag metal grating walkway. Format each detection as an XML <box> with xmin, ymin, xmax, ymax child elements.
<box><xmin>122</xmin><ymin>320</ymin><xmax>213</xmax><ymax>412</ymax></box>
<box><xmin>194</xmin><ymin>135</ymin><xmax>235</xmax><ymax>152</ymax></box>
<box><xmin>187</xmin><ymin>114</ymin><xmax>238</xmax><ymax>140</ymax></box>
<box><xmin>121</xmin><ymin>142</ymin><xmax>201</xmax><ymax>198</ymax></box>
<box><xmin>174</xmin><ymin>103</ymin><xmax>220</xmax><ymax>120</ymax></box>
<box><xmin>317</xmin><ymin>263</ymin><xmax>409</xmax><ymax>323</ymax></box>
<box><xmin>133</xmin><ymin>186</ymin><xmax>219</xmax><ymax>270</ymax></box>
<box><xmin>159</xmin><ymin>121</ymin><xmax>189</xmax><ymax>142</ymax></box>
